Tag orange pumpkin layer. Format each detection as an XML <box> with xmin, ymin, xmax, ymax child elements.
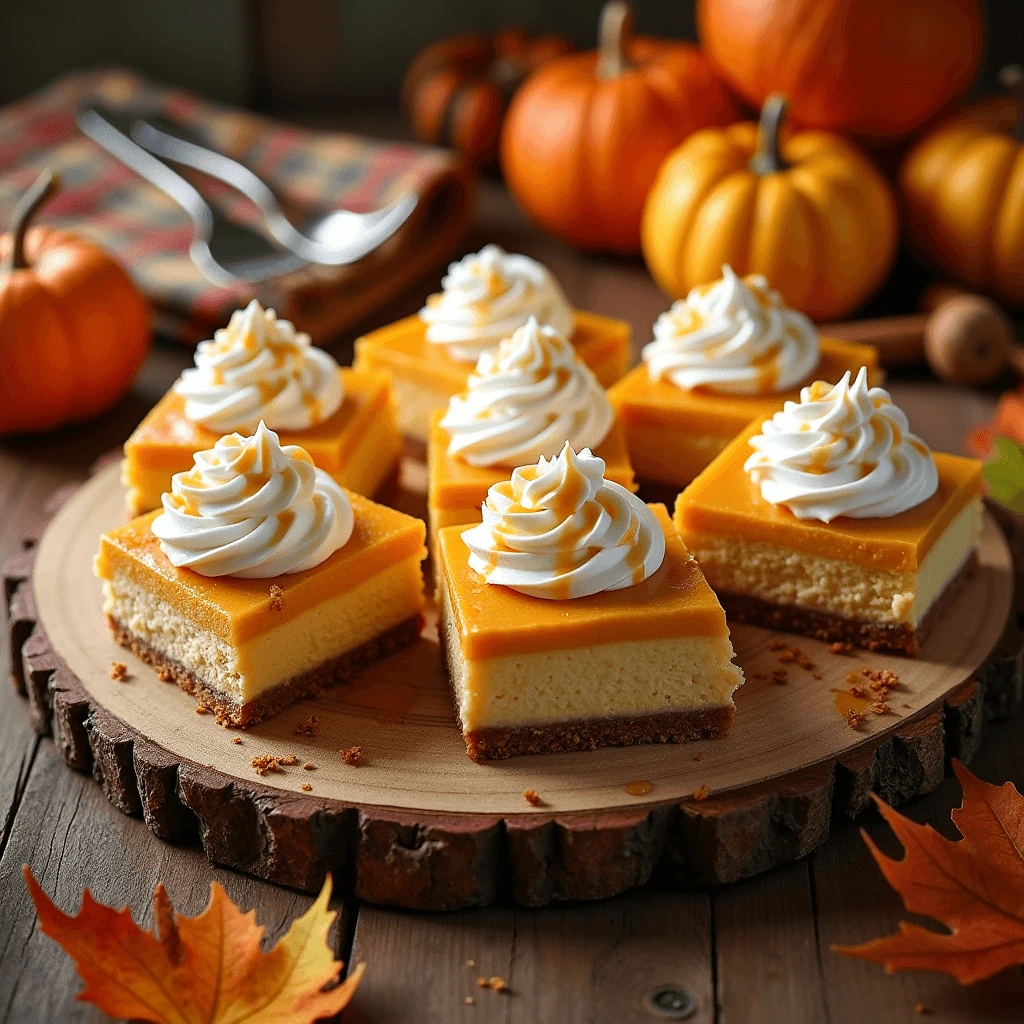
<box><xmin>437</xmin><ymin>504</ymin><xmax>729</xmax><ymax>660</ymax></box>
<box><xmin>353</xmin><ymin>311</ymin><xmax>631</xmax><ymax>443</ymax></box>
<box><xmin>95</xmin><ymin>491</ymin><xmax>426</xmax><ymax>646</ymax></box>
<box><xmin>674</xmin><ymin>421</ymin><xmax>983</xmax><ymax>574</ymax></box>
<box><xmin>609</xmin><ymin>338</ymin><xmax>881</xmax><ymax>486</ymax></box>
<box><xmin>122</xmin><ymin>367</ymin><xmax>401</xmax><ymax>516</ymax></box>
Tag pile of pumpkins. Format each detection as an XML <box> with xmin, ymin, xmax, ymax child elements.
<box><xmin>422</xmin><ymin>0</ymin><xmax>1021</xmax><ymax>323</ymax></box>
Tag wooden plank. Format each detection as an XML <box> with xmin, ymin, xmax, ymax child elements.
<box><xmin>812</xmin><ymin>711</ymin><xmax>1024</xmax><ymax>1022</ymax></box>
<box><xmin>348</xmin><ymin>890</ymin><xmax>714</xmax><ymax>1023</ymax></box>
<box><xmin>713</xmin><ymin>860</ymin><xmax>828</xmax><ymax>1024</ymax></box>
<box><xmin>0</xmin><ymin>734</ymin><xmax>354</xmax><ymax>1024</ymax></box>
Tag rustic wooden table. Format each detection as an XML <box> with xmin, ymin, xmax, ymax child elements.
<box><xmin>2</xmin><ymin>181</ymin><xmax>1023</xmax><ymax>1023</ymax></box>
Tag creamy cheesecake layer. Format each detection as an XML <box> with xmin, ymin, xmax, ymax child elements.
<box><xmin>104</xmin><ymin>553</ymin><xmax>424</xmax><ymax>703</ymax></box>
<box><xmin>440</xmin><ymin>578</ymin><xmax>742</xmax><ymax>731</ymax></box>
<box><xmin>685</xmin><ymin>498</ymin><xmax>982</xmax><ymax>627</ymax></box>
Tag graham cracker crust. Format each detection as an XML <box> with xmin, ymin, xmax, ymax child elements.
<box><xmin>464</xmin><ymin>706</ymin><xmax>736</xmax><ymax>763</ymax></box>
<box><xmin>108</xmin><ymin>614</ymin><xmax>424</xmax><ymax>728</ymax></box>
<box><xmin>718</xmin><ymin>551</ymin><xmax>979</xmax><ymax>657</ymax></box>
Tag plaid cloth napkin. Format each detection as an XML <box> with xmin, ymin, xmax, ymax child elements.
<box><xmin>0</xmin><ymin>68</ymin><xmax>473</xmax><ymax>344</ymax></box>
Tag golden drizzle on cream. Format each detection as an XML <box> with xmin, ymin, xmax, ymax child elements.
<box><xmin>643</xmin><ymin>265</ymin><xmax>819</xmax><ymax>395</ymax></box>
<box><xmin>175</xmin><ymin>300</ymin><xmax>342</xmax><ymax>433</ymax></box>
<box><xmin>744</xmin><ymin>368</ymin><xmax>939</xmax><ymax>522</ymax></box>
<box><xmin>461</xmin><ymin>443</ymin><xmax>665</xmax><ymax>600</ymax></box>
<box><xmin>419</xmin><ymin>244</ymin><xmax>574</xmax><ymax>363</ymax></box>
<box><xmin>152</xmin><ymin>422</ymin><xmax>353</xmax><ymax>577</ymax></box>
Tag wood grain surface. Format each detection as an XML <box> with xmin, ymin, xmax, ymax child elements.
<box><xmin>3</xmin><ymin>176</ymin><xmax>1024</xmax><ymax>1021</ymax></box>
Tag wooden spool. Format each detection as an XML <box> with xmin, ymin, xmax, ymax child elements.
<box><xmin>4</xmin><ymin>462</ymin><xmax>1022</xmax><ymax>911</ymax></box>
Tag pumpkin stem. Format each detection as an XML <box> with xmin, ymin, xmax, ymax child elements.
<box><xmin>4</xmin><ymin>168</ymin><xmax>59</xmax><ymax>275</ymax></box>
<box><xmin>749</xmin><ymin>93</ymin><xmax>789</xmax><ymax>176</ymax></box>
<box><xmin>596</xmin><ymin>1</ymin><xmax>633</xmax><ymax>80</ymax></box>
<box><xmin>1000</xmin><ymin>65</ymin><xmax>1024</xmax><ymax>142</ymax></box>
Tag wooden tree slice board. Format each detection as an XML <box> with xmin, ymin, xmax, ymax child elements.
<box><xmin>5</xmin><ymin>461</ymin><xmax>1022</xmax><ymax>911</ymax></box>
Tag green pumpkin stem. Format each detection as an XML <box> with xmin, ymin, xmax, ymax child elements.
<box><xmin>4</xmin><ymin>168</ymin><xmax>59</xmax><ymax>275</ymax></box>
<box><xmin>750</xmin><ymin>93</ymin><xmax>790</xmax><ymax>176</ymax></box>
<box><xmin>596</xmin><ymin>1</ymin><xmax>633</xmax><ymax>80</ymax></box>
<box><xmin>1000</xmin><ymin>65</ymin><xmax>1024</xmax><ymax>143</ymax></box>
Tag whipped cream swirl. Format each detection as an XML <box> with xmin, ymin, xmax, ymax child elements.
<box><xmin>461</xmin><ymin>443</ymin><xmax>665</xmax><ymax>600</ymax></box>
<box><xmin>175</xmin><ymin>300</ymin><xmax>343</xmax><ymax>433</ymax></box>
<box><xmin>152</xmin><ymin>422</ymin><xmax>353</xmax><ymax>578</ymax></box>
<box><xmin>643</xmin><ymin>264</ymin><xmax>819</xmax><ymax>395</ymax></box>
<box><xmin>744</xmin><ymin>368</ymin><xmax>939</xmax><ymax>523</ymax></box>
<box><xmin>440</xmin><ymin>316</ymin><xmax>614</xmax><ymax>468</ymax></box>
<box><xmin>420</xmin><ymin>244</ymin><xmax>575</xmax><ymax>363</ymax></box>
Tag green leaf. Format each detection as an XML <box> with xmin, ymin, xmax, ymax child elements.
<box><xmin>983</xmin><ymin>436</ymin><xmax>1024</xmax><ymax>514</ymax></box>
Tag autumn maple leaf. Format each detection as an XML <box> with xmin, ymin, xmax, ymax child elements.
<box><xmin>834</xmin><ymin>760</ymin><xmax>1024</xmax><ymax>983</ymax></box>
<box><xmin>23</xmin><ymin>866</ymin><xmax>363</xmax><ymax>1024</ymax></box>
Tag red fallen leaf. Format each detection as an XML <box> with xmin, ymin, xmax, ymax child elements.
<box><xmin>23</xmin><ymin>865</ymin><xmax>363</xmax><ymax>1023</ymax></box>
<box><xmin>834</xmin><ymin>760</ymin><xmax>1024</xmax><ymax>983</ymax></box>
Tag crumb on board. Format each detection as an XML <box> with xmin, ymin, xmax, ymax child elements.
<box><xmin>195</xmin><ymin>705</ymin><xmax>209</xmax><ymax>715</ymax></box>
<box><xmin>845</xmin><ymin>709</ymin><xmax>866</xmax><ymax>730</ymax></box>
<box><xmin>772</xmin><ymin>668</ymin><xmax>788</xmax><ymax>685</ymax></box>
<box><xmin>300</xmin><ymin>783</ymin><xmax>312</xmax><ymax>792</ymax></box>
<box><xmin>522</xmin><ymin>788</ymin><xmax>542</xmax><ymax>807</ymax></box>
<box><xmin>464</xmin><ymin>996</ymin><xmax>475</xmax><ymax>1005</ymax></box>
<box><xmin>693</xmin><ymin>753</ymin><xmax>703</xmax><ymax>762</ymax></box>
<box><xmin>295</xmin><ymin>714</ymin><xmax>319</xmax><ymax>737</ymax></box>
<box><xmin>767</xmin><ymin>639</ymin><xmax>786</xmax><ymax>651</ymax></box>
<box><xmin>303</xmin><ymin>762</ymin><xmax>316</xmax><ymax>771</ymax></box>
<box><xmin>157</xmin><ymin>667</ymin><xmax>173</xmax><ymax>682</ymax></box>
<box><xmin>251</xmin><ymin>753</ymin><xmax>299</xmax><ymax>776</ymax></box>
<box><xmin>466</xmin><ymin>959</ymin><xmax>476</xmax><ymax>968</ymax></box>
<box><xmin>829</xmin><ymin>642</ymin><xmax>854</xmax><ymax>655</ymax></box>
<box><xmin>489</xmin><ymin>977</ymin><xmax>508</xmax><ymax>993</ymax></box>
<box><xmin>109</xmin><ymin>661</ymin><xmax>128</xmax><ymax>682</ymax></box>
<box><xmin>692</xmin><ymin>785</ymin><xmax>710</xmax><ymax>802</ymax></box>
<box><xmin>231</xmin><ymin>736</ymin><xmax>243</xmax><ymax>745</ymax></box>
<box><xmin>269</xmin><ymin>584</ymin><xmax>285</xmax><ymax>611</ymax></box>
<box><xmin>339</xmin><ymin>745</ymin><xmax>362</xmax><ymax>766</ymax></box>
<box><xmin>915</xmin><ymin>1004</ymin><xmax>931</xmax><ymax>1016</ymax></box>
<box><xmin>476</xmin><ymin>977</ymin><xmax>488</xmax><ymax>989</ymax></box>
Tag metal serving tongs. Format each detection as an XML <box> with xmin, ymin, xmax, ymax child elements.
<box><xmin>77</xmin><ymin>107</ymin><xmax>415</xmax><ymax>286</ymax></box>
<box><xmin>130</xmin><ymin>113</ymin><xmax>417</xmax><ymax>267</ymax></box>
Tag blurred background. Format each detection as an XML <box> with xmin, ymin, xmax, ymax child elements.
<box><xmin>3</xmin><ymin>0</ymin><xmax>1022</xmax><ymax>115</ymax></box>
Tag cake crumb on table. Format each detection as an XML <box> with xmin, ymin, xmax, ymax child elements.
<box><xmin>489</xmin><ymin>977</ymin><xmax>508</xmax><ymax>993</ymax></box>
<box><xmin>915</xmin><ymin>1004</ymin><xmax>931</xmax><ymax>1016</ymax></box>
<box><xmin>295</xmin><ymin>714</ymin><xmax>319</xmax><ymax>737</ymax></box>
<box><xmin>252</xmin><ymin>754</ymin><xmax>284</xmax><ymax>775</ymax></box>
<box><xmin>829</xmin><ymin>642</ymin><xmax>854</xmax><ymax>655</ymax></box>
<box><xmin>109</xmin><ymin>662</ymin><xmax>128</xmax><ymax>681</ymax></box>
<box><xmin>303</xmin><ymin>762</ymin><xmax>316</xmax><ymax>771</ymax></box>
<box><xmin>339</xmin><ymin>746</ymin><xmax>362</xmax><ymax>766</ymax></box>
<box><xmin>231</xmin><ymin>736</ymin><xmax>242</xmax><ymax>745</ymax></box>
<box><xmin>268</xmin><ymin>584</ymin><xmax>285</xmax><ymax>611</ymax></box>
<box><xmin>194</xmin><ymin>705</ymin><xmax>209</xmax><ymax>715</ymax></box>
<box><xmin>466</xmin><ymin>959</ymin><xmax>476</xmax><ymax>968</ymax></box>
<box><xmin>767</xmin><ymin>639</ymin><xmax>786</xmax><ymax>651</ymax></box>
<box><xmin>476</xmin><ymin>977</ymin><xmax>488</xmax><ymax>988</ymax></box>
<box><xmin>279</xmin><ymin>754</ymin><xmax>298</xmax><ymax>766</ymax></box>
<box><xmin>300</xmin><ymin>783</ymin><xmax>312</xmax><ymax>792</ymax></box>
<box><xmin>693</xmin><ymin>753</ymin><xmax>703</xmax><ymax>762</ymax></box>
<box><xmin>692</xmin><ymin>785</ymin><xmax>710</xmax><ymax>802</ymax></box>
<box><xmin>845</xmin><ymin>709</ymin><xmax>867</xmax><ymax>730</ymax></box>
<box><xmin>464</xmin><ymin>996</ymin><xmax>475</xmax><ymax>1005</ymax></box>
<box><xmin>522</xmin><ymin>788</ymin><xmax>542</xmax><ymax>806</ymax></box>
<box><xmin>157</xmin><ymin>667</ymin><xmax>173</xmax><ymax>682</ymax></box>
<box><xmin>772</xmin><ymin>668</ymin><xmax>788</xmax><ymax>684</ymax></box>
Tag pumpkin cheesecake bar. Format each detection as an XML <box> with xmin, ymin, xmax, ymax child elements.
<box><xmin>437</xmin><ymin>443</ymin><xmax>743</xmax><ymax>761</ymax></box>
<box><xmin>354</xmin><ymin>245</ymin><xmax>631</xmax><ymax>445</ymax></box>
<box><xmin>427</xmin><ymin>316</ymin><xmax>635</xmax><ymax>555</ymax></box>
<box><xmin>610</xmin><ymin>266</ymin><xmax>880</xmax><ymax>492</ymax></box>
<box><xmin>96</xmin><ymin>423</ymin><xmax>426</xmax><ymax>726</ymax></box>
<box><xmin>123</xmin><ymin>300</ymin><xmax>401</xmax><ymax>515</ymax></box>
<box><xmin>675</xmin><ymin>369</ymin><xmax>983</xmax><ymax>655</ymax></box>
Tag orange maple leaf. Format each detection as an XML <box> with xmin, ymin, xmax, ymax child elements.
<box><xmin>834</xmin><ymin>760</ymin><xmax>1024</xmax><ymax>983</ymax></box>
<box><xmin>23</xmin><ymin>865</ymin><xmax>363</xmax><ymax>1024</ymax></box>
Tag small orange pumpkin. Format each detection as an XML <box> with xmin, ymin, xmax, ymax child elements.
<box><xmin>641</xmin><ymin>94</ymin><xmax>898</xmax><ymax>321</ymax></box>
<box><xmin>0</xmin><ymin>170</ymin><xmax>150</xmax><ymax>434</ymax></box>
<box><xmin>500</xmin><ymin>2</ymin><xmax>738</xmax><ymax>253</ymax></box>
<box><xmin>403</xmin><ymin>28</ymin><xmax>573</xmax><ymax>167</ymax></box>
<box><xmin>899</xmin><ymin>66</ymin><xmax>1024</xmax><ymax>307</ymax></box>
<box><xmin>698</xmin><ymin>0</ymin><xmax>984</xmax><ymax>142</ymax></box>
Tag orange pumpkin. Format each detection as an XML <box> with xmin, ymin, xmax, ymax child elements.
<box><xmin>0</xmin><ymin>170</ymin><xmax>150</xmax><ymax>434</ymax></box>
<box><xmin>403</xmin><ymin>28</ymin><xmax>573</xmax><ymax>167</ymax></box>
<box><xmin>641</xmin><ymin>95</ymin><xmax>898</xmax><ymax>321</ymax></box>
<box><xmin>899</xmin><ymin>67</ymin><xmax>1024</xmax><ymax>307</ymax></box>
<box><xmin>698</xmin><ymin>0</ymin><xmax>984</xmax><ymax>142</ymax></box>
<box><xmin>500</xmin><ymin>2</ymin><xmax>738</xmax><ymax>253</ymax></box>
